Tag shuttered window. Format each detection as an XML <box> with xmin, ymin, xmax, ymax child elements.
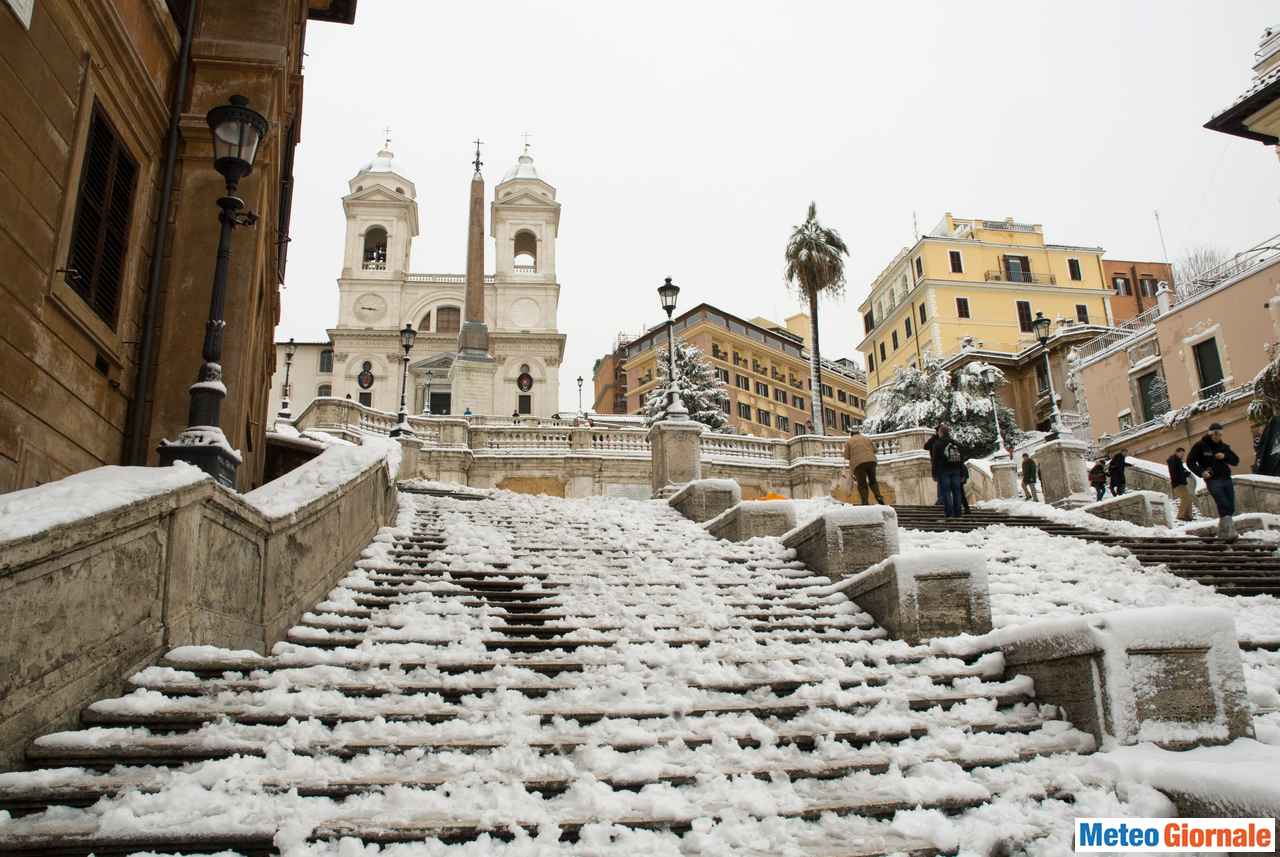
<box><xmin>67</xmin><ymin>104</ymin><xmax>138</xmax><ymax>329</ymax></box>
<box><xmin>1016</xmin><ymin>300</ymin><xmax>1034</xmax><ymax>333</ymax></box>
<box><xmin>436</xmin><ymin>306</ymin><xmax>461</xmax><ymax>333</ymax></box>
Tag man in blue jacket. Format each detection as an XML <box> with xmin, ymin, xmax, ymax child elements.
<box><xmin>1187</xmin><ymin>423</ymin><xmax>1240</xmax><ymax>541</ymax></box>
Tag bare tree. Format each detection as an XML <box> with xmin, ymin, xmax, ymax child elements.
<box><xmin>1174</xmin><ymin>245</ymin><xmax>1243</xmax><ymax>291</ymax></box>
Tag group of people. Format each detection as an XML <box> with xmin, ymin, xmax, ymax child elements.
<box><xmin>843</xmin><ymin>422</ymin><xmax>972</xmax><ymax>517</ymax></box>
<box><xmin>1087</xmin><ymin>451</ymin><xmax>1128</xmax><ymax>501</ymax></box>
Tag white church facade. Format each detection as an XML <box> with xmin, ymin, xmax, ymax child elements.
<box><xmin>269</xmin><ymin>142</ymin><xmax>566</xmax><ymax>419</ymax></box>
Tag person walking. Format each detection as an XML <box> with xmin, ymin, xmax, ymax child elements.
<box><xmin>1108</xmin><ymin>449</ymin><xmax>1127</xmax><ymax>497</ymax></box>
<box><xmin>1254</xmin><ymin>414</ymin><xmax>1280</xmax><ymax>477</ymax></box>
<box><xmin>1020</xmin><ymin>453</ymin><xmax>1040</xmax><ymax>501</ymax></box>
<box><xmin>1088</xmin><ymin>459</ymin><xmax>1107</xmax><ymax>502</ymax></box>
<box><xmin>923</xmin><ymin>426</ymin><xmax>945</xmax><ymax>506</ymax></box>
<box><xmin>1167</xmin><ymin>447</ymin><xmax>1195</xmax><ymax>523</ymax></box>
<box><xmin>932</xmin><ymin>424</ymin><xmax>967</xmax><ymax>519</ymax></box>
<box><xmin>844</xmin><ymin>426</ymin><xmax>886</xmax><ymax>506</ymax></box>
<box><xmin>1188</xmin><ymin>423</ymin><xmax>1241</xmax><ymax>541</ymax></box>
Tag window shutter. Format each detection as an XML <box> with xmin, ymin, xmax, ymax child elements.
<box><xmin>67</xmin><ymin>105</ymin><xmax>138</xmax><ymax>328</ymax></box>
<box><xmin>1016</xmin><ymin>300</ymin><xmax>1033</xmax><ymax>332</ymax></box>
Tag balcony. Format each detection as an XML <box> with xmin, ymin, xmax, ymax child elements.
<box><xmin>513</xmin><ymin>264</ymin><xmax>536</xmax><ymax>274</ymax></box>
<box><xmin>985</xmin><ymin>269</ymin><xmax>1056</xmax><ymax>285</ymax></box>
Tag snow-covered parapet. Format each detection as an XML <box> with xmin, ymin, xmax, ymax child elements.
<box><xmin>243</xmin><ymin>436</ymin><xmax>401</xmax><ymax>521</ymax></box>
<box><xmin>704</xmin><ymin>499</ymin><xmax>796</xmax><ymax>542</ymax></box>
<box><xmin>781</xmin><ymin>505</ymin><xmax>898</xmax><ymax>580</ymax></box>
<box><xmin>996</xmin><ymin>607</ymin><xmax>1252</xmax><ymax>748</ymax></box>
<box><xmin>1083</xmin><ymin>490</ymin><xmax>1175</xmax><ymax>529</ymax></box>
<box><xmin>668</xmin><ymin>478</ymin><xmax>740</xmax><ymax>523</ymax></box>
<box><xmin>1234</xmin><ymin>473</ymin><xmax>1280</xmax><ymax>515</ymax></box>
<box><xmin>1184</xmin><ymin>512</ymin><xmax>1280</xmax><ymax>538</ymax></box>
<box><xmin>1031</xmin><ymin>438</ymin><xmax>1091</xmax><ymax>504</ymax></box>
<box><xmin>836</xmin><ymin>549</ymin><xmax>992</xmax><ymax>644</ymax></box>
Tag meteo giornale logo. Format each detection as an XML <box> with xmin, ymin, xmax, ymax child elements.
<box><xmin>1075</xmin><ymin>818</ymin><xmax>1275</xmax><ymax>852</ymax></box>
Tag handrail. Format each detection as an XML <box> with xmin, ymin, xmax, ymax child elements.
<box><xmin>984</xmin><ymin>269</ymin><xmax>1056</xmax><ymax>285</ymax></box>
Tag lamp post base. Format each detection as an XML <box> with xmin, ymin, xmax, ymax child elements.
<box><xmin>158</xmin><ymin>431</ymin><xmax>241</xmax><ymax>488</ymax></box>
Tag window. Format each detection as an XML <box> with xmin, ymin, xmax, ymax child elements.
<box><xmin>914</xmin><ymin>257</ymin><xmax>923</xmax><ymax>280</ymax></box>
<box><xmin>757</xmin><ymin>409</ymin><xmax>771</xmax><ymax>426</ymax></box>
<box><xmin>919</xmin><ymin>303</ymin><xmax>928</xmax><ymax>324</ymax></box>
<box><xmin>905</xmin><ymin>316</ymin><xmax>913</xmax><ymax>338</ymax></box>
<box><xmin>792</xmin><ymin>394</ymin><xmax>805</xmax><ymax>410</ymax></box>
<box><xmin>720</xmin><ymin>400</ymin><xmax>731</xmax><ymax>414</ymax></box>
<box><xmin>1118</xmin><ymin>412</ymin><xmax>1133</xmax><ymax>431</ymax></box>
<box><xmin>1076</xmin><ymin>304</ymin><xmax>1089</xmax><ymax>324</ymax></box>
<box><xmin>949</xmin><ymin>250</ymin><xmax>963</xmax><ymax>273</ymax></box>
<box><xmin>956</xmin><ymin>297</ymin><xmax>971</xmax><ymax>319</ymax></box>
<box><xmin>714</xmin><ymin>367</ymin><xmax>729</xmax><ymax>383</ymax></box>
<box><xmin>420</xmin><ymin>311</ymin><xmax>432</xmax><ymax>331</ymax></box>
<box><xmin>513</xmin><ymin>229</ymin><xmax>538</xmax><ymax>270</ymax></box>
<box><xmin>317</xmin><ymin>384</ymin><xmax>332</xmax><ymax>398</ymax></box>
<box><xmin>891</xmin><ymin>330</ymin><xmax>899</xmax><ymax>350</ymax></box>
<box><xmin>66</xmin><ymin>104</ymin><xmax>139</xmax><ymax>328</ymax></box>
<box><xmin>756</xmin><ymin>381</ymin><xmax>769</xmax><ymax>396</ymax></box>
<box><xmin>1035</xmin><ymin>361</ymin><xmax>1049</xmax><ymax>394</ymax></box>
<box><xmin>879</xmin><ymin>342</ymin><xmax>887</xmax><ymax>361</ymax></box>
<box><xmin>841</xmin><ymin>413</ymin><xmax>853</xmax><ymax>431</ymax></box>
<box><xmin>735</xmin><ymin>374</ymin><xmax>750</xmax><ymax>390</ymax></box>
<box><xmin>820</xmin><ymin>383</ymin><xmax>833</xmax><ymax>397</ymax></box>
<box><xmin>1139</xmin><ymin>277</ymin><xmax>1157</xmax><ymax>297</ymax></box>
<box><xmin>837</xmin><ymin>390</ymin><xmax>847</xmax><ymax>403</ymax></box>
<box><xmin>1112</xmin><ymin>276</ymin><xmax>1132</xmax><ymax>295</ymax></box>
<box><xmin>319</xmin><ymin>349</ymin><xmax>334</xmax><ymax>373</ymax></box>
<box><xmin>777</xmin><ymin>415</ymin><xmax>790</xmax><ymax>432</ymax></box>
<box><xmin>358</xmin><ymin>391</ymin><xmax>372</xmax><ymax>407</ymax></box>
<box><xmin>824</xmin><ymin>407</ymin><xmax>837</xmax><ymax>427</ymax></box>
<box><xmin>1016</xmin><ymin>300</ymin><xmax>1034</xmax><ymax>333</ymax></box>
<box><xmin>1003</xmin><ymin>255</ymin><xmax>1032</xmax><ymax>283</ymax></box>
<box><xmin>867</xmin><ymin>353</ymin><xmax>875</xmax><ymax>371</ymax></box>
<box><xmin>774</xmin><ymin>388</ymin><xmax>787</xmax><ymax>404</ymax></box>
<box><xmin>1193</xmin><ymin>338</ymin><xmax>1225</xmax><ymax>397</ymax></box>
<box><xmin>1137</xmin><ymin>372</ymin><xmax>1170</xmax><ymax>421</ymax></box>
<box><xmin>1068</xmin><ymin>258</ymin><xmax>1082</xmax><ymax>281</ymax></box>
<box><xmin>518</xmin><ymin>394</ymin><xmax>532</xmax><ymax>415</ymax></box>
<box><xmin>362</xmin><ymin>226</ymin><xmax>388</xmax><ymax>270</ymax></box>
<box><xmin>738</xmin><ymin>402</ymin><xmax>752</xmax><ymax>419</ymax></box>
<box><xmin>436</xmin><ymin>306</ymin><xmax>461</xmax><ymax>333</ymax></box>
<box><xmin>863</xmin><ymin>312</ymin><xmax>875</xmax><ymax>333</ymax></box>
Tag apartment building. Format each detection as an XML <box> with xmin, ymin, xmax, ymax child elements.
<box><xmin>1103</xmin><ymin>259</ymin><xmax>1176</xmax><ymax>323</ymax></box>
<box><xmin>599</xmin><ymin>305</ymin><xmax>867</xmax><ymax>438</ymax></box>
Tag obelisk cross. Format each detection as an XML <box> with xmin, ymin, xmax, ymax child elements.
<box><xmin>383</xmin><ymin>126</ymin><xmax>392</xmax><ymax>148</ymax></box>
<box><xmin>521</xmin><ymin>131</ymin><xmax>532</xmax><ymax>153</ymax></box>
<box><xmin>472</xmin><ymin>138</ymin><xmax>484</xmax><ymax>175</ymax></box>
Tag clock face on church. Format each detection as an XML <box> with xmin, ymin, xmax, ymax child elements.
<box><xmin>354</xmin><ymin>293</ymin><xmax>386</xmax><ymax>324</ymax></box>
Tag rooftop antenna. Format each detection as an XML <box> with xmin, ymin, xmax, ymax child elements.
<box><xmin>912</xmin><ymin>211</ymin><xmax>919</xmax><ymax>241</ymax></box>
<box><xmin>472</xmin><ymin>137</ymin><xmax>484</xmax><ymax>175</ymax></box>
<box><xmin>1154</xmin><ymin>209</ymin><xmax>1170</xmax><ymax>263</ymax></box>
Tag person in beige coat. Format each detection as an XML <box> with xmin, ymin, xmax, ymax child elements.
<box><xmin>845</xmin><ymin>426</ymin><xmax>886</xmax><ymax>505</ymax></box>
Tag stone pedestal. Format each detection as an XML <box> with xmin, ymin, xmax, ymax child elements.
<box><xmin>669</xmin><ymin>478</ymin><xmax>739</xmax><ymax>523</ymax></box>
<box><xmin>998</xmin><ymin>607</ymin><xmax>1252</xmax><ymax>748</ymax></box>
<box><xmin>877</xmin><ymin>452</ymin><xmax>934</xmax><ymax>505</ymax></box>
<box><xmin>781</xmin><ymin>506</ymin><xmax>898</xmax><ymax>581</ymax></box>
<box><xmin>706</xmin><ymin>500</ymin><xmax>797</xmax><ymax>541</ymax></box>
<box><xmin>1084</xmin><ymin>490</ymin><xmax>1174</xmax><ymax>528</ymax></box>
<box><xmin>990</xmin><ymin>457</ymin><xmax>1018</xmax><ymax>499</ymax></box>
<box><xmin>649</xmin><ymin>419</ymin><xmax>705</xmax><ymax>495</ymax></box>
<box><xmin>1031</xmin><ymin>438</ymin><xmax>1091</xmax><ymax>505</ymax></box>
<box><xmin>840</xmin><ymin>550</ymin><xmax>991</xmax><ymax>644</ymax></box>
<box><xmin>395</xmin><ymin>435</ymin><xmax>422</xmax><ymax>480</ymax></box>
<box><xmin>449</xmin><ymin>356</ymin><xmax>497</xmax><ymax>418</ymax></box>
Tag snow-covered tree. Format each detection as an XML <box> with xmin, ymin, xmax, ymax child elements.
<box><xmin>641</xmin><ymin>342</ymin><xmax>730</xmax><ymax>431</ymax></box>
<box><xmin>862</xmin><ymin>357</ymin><xmax>1021</xmax><ymax>458</ymax></box>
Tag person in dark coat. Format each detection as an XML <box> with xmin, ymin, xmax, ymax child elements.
<box><xmin>924</xmin><ymin>426</ymin><xmax>945</xmax><ymax>506</ymax></box>
<box><xmin>1088</xmin><ymin>459</ymin><xmax>1107</xmax><ymax>502</ymax></box>
<box><xmin>1021</xmin><ymin>453</ymin><xmax>1040</xmax><ymax>501</ymax></box>
<box><xmin>1107</xmin><ymin>450</ymin><xmax>1127</xmax><ymax>497</ymax></box>
<box><xmin>1167</xmin><ymin>447</ymin><xmax>1194</xmax><ymax>522</ymax></box>
<box><xmin>1188</xmin><ymin>422</ymin><xmax>1241</xmax><ymax>541</ymax></box>
<box><xmin>931</xmin><ymin>424</ymin><xmax>967</xmax><ymax>518</ymax></box>
<box><xmin>1255</xmin><ymin>415</ymin><xmax>1280</xmax><ymax>477</ymax></box>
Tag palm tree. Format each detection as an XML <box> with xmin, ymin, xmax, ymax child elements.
<box><xmin>784</xmin><ymin>201</ymin><xmax>849</xmax><ymax>436</ymax></box>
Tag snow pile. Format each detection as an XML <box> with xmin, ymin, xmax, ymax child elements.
<box><xmin>243</xmin><ymin>435</ymin><xmax>401</xmax><ymax>520</ymax></box>
<box><xmin>1108</xmin><ymin>740</ymin><xmax>1280</xmax><ymax>816</ymax></box>
<box><xmin>977</xmin><ymin>497</ymin><xmax>1184</xmax><ymax>539</ymax></box>
<box><xmin>0</xmin><ymin>463</ymin><xmax>208</xmax><ymax>544</ymax></box>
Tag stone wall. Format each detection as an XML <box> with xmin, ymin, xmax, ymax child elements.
<box><xmin>0</xmin><ymin>451</ymin><xmax>395</xmax><ymax>770</ymax></box>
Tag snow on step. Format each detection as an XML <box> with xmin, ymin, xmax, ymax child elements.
<box><xmin>0</xmin><ymin>490</ymin><xmax>1140</xmax><ymax>855</ymax></box>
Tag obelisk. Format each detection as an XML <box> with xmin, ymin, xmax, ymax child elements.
<box><xmin>450</xmin><ymin>139</ymin><xmax>497</xmax><ymax>415</ymax></box>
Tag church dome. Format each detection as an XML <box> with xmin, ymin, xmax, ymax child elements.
<box><xmin>359</xmin><ymin>145</ymin><xmax>402</xmax><ymax>175</ymax></box>
<box><xmin>501</xmin><ymin>150</ymin><xmax>541</xmax><ymax>183</ymax></box>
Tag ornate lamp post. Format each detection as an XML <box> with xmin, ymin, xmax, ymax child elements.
<box><xmin>577</xmin><ymin>375</ymin><xmax>584</xmax><ymax>414</ymax></box>
<box><xmin>390</xmin><ymin>323</ymin><xmax>416</xmax><ymax>437</ymax></box>
<box><xmin>159</xmin><ymin>95</ymin><xmax>268</xmax><ymax>487</ymax></box>
<box><xmin>277</xmin><ymin>337</ymin><xmax>296</xmax><ymax>421</ymax></box>
<box><xmin>1032</xmin><ymin>311</ymin><xmax>1064</xmax><ymax>436</ymax></box>
<box><xmin>422</xmin><ymin>368</ymin><xmax>433</xmax><ymax>416</ymax></box>
<box><xmin>657</xmin><ymin>276</ymin><xmax>686</xmax><ymax>418</ymax></box>
<box><xmin>990</xmin><ymin>393</ymin><xmax>1007</xmax><ymax>458</ymax></box>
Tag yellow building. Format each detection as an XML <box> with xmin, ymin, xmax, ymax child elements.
<box><xmin>607</xmin><ymin>304</ymin><xmax>867</xmax><ymax>438</ymax></box>
<box><xmin>857</xmin><ymin>214</ymin><xmax>1113</xmax><ymax>392</ymax></box>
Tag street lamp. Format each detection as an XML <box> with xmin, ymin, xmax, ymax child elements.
<box><xmin>277</xmin><ymin>338</ymin><xmax>296</xmax><ymax>421</ymax></box>
<box><xmin>422</xmin><ymin>368</ymin><xmax>433</xmax><ymax>416</ymax></box>
<box><xmin>390</xmin><ymin>323</ymin><xmax>416</xmax><ymax>437</ymax></box>
<box><xmin>1032</xmin><ymin>311</ymin><xmax>1064</xmax><ymax>436</ymax></box>
<box><xmin>657</xmin><ymin>276</ymin><xmax>686</xmax><ymax>418</ymax></box>
<box><xmin>577</xmin><ymin>375</ymin><xmax>584</xmax><ymax>414</ymax></box>
<box><xmin>158</xmin><ymin>95</ymin><xmax>269</xmax><ymax>487</ymax></box>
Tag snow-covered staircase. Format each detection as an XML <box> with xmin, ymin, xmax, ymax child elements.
<box><xmin>0</xmin><ymin>491</ymin><xmax>1137</xmax><ymax>856</ymax></box>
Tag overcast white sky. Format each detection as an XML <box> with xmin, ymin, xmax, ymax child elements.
<box><xmin>278</xmin><ymin>1</ymin><xmax>1279</xmax><ymax>412</ymax></box>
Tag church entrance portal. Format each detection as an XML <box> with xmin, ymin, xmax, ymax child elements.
<box><xmin>430</xmin><ymin>392</ymin><xmax>452</xmax><ymax>415</ymax></box>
